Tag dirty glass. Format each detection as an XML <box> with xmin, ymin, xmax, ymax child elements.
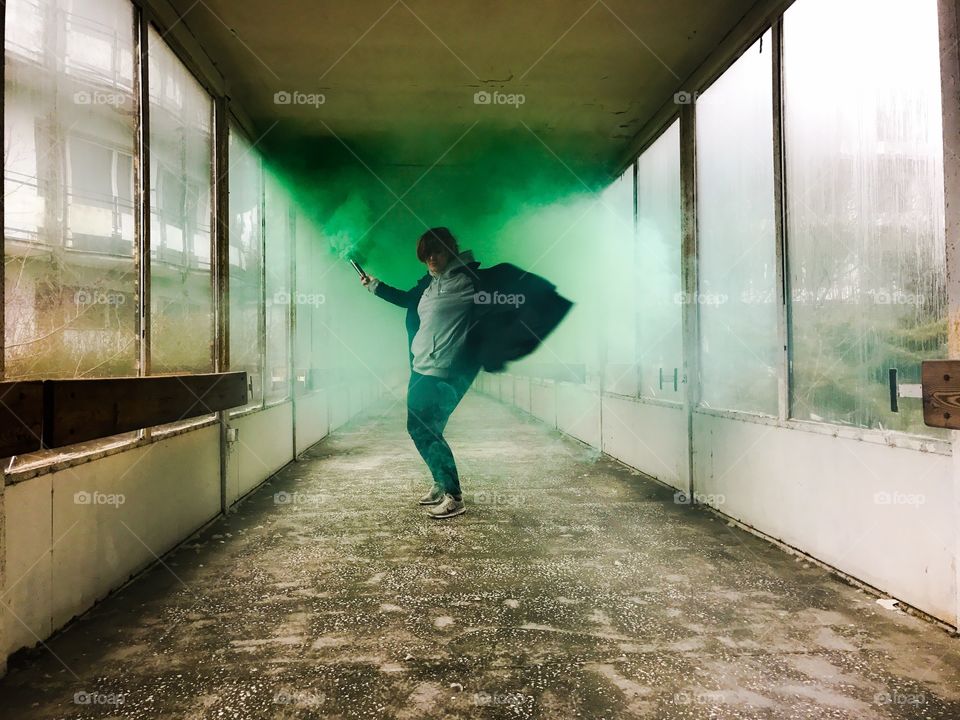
<box><xmin>294</xmin><ymin>211</ymin><xmax>315</xmax><ymax>393</ymax></box>
<box><xmin>229</xmin><ymin>126</ymin><xmax>264</xmax><ymax>411</ymax></box>
<box><xmin>264</xmin><ymin>172</ymin><xmax>292</xmax><ymax>403</ymax></box>
<box><xmin>697</xmin><ymin>30</ymin><xmax>778</xmax><ymax>416</ymax></box>
<box><xmin>601</xmin><ymin>166</ymin><xmax>639</xmax><ymax>396</ymax></box>
<box><xmin>148</xmin><ymin>24</ymin><xmax>214</xmax><ymax>374</ymax></box>
<box><xmin>4</xmin><ymin>0</ymin><xmax>138</xmax><ymax>379</ymax></box>
<box><xmin>294</xmin><ymin>213</ymin><xmax>335</xmax><ymax>393</ymax></box>
<box><xmin>636</xmin><ymin>120</ymin><xmax>682</xmax><ymax>401</ymax></box>
<box><xmin>784</xmin><ymin>0</ymin><xmax>946</xmax><ymax>436</ymax></box>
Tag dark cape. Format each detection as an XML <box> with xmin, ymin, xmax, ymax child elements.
<box><xmin>372</xmin><ymin>258</ymin><xmax>573</xmax><ymax>375</ymax></box>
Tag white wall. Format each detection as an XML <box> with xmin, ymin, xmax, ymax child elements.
<box><xmin>229</xmin><ymin>402</ymin><xmax>295</xmax><ymax>501</ymax></box>
<box><xmin>1</xmin><ymin>378</ymin><xmax>393</xmax><ymax>672</ymax></box>
<box><xmin>530</xmin><ymin>379</ymin><xmax>557</xmax><ymax>428</ymax></box>
<box><xmin>693</xmin><ymin>411</ymin><xmax>957</xmax><ymax>626</ymax></box>
<box><xmin>295</xmin><ymin>390</ymin><xmax>330</xmax><ymax>455</ymax></box>
<box><xmin>601</xmin><ymin>395</ymin><xmax>687</xmax><ymax>492</ymax></box>
<box><xmin>480</xmin><ymin>371</ymin><xmax>958</xmax><ymax>628</ymax></box>
<box><xmin>2</xmin><ymin>425</ymin><xmax>221</xmax><ymax>664</ymax></box>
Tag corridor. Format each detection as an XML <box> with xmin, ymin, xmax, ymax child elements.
<box><xmin>1</xmin><ymin>391</ymin><xmax>958</xmax><ymax>719</ymax></box>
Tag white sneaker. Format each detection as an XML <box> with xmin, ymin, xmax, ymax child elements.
<box><xmin>426</xmin><ymin>494</ymin><xmax>465</xmax><ymax>519</ymax></box>
<box><xmin>418</xmin><ymin>485</ymin><xmax>444</xmax><ymax>506</ymax></box>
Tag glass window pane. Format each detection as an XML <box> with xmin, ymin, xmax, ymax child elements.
<box><xmin>264</xmin><ymin>172</ymin><xmax>291</xmax><ymax>403</ymax></box>
<box><xmin>148</xmin><ymin>25</ymin><xmax>214</xmax><ymax>374</ymax></box>
<box><xmin>229</xmin><ymin>126</ymin><xmax>263</xmax><ymax>411</ymax></box>
<box><xmin>4</xmin><ymin>0</ymin><xmax>138</xmax><ymax>380</ymax></box>
<box><xmin>696</xmin><ymin>31</ymin><xmax>778</xmax><ymax>415</ymax></box>
<box><xmin>601</xmin><ymin>166</ymin><xmax>639</xmax><ymax>396</ymax></box>
<box><xmin>293</xmin><ymin>210</ymin><xmax>309</xmax><ymax>393</ymax></box>
<box><xmin>636</xmin><ymin>120</ymin><xmax>682</xmax><ymax>400</ymax></box>
<box><xmin>784</xmin><ymin>0</ymin><xmax>946</xmax><ymax>436</ymax></box>
<box><xmin>294</xmin><ymin>214</ymin><xmax>328</xmax><ymax>393</ymax></box>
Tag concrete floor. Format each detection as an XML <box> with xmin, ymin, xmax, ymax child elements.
<box><xmin>1</xmin><ymin>391</ymin><xmax>959</xmax><ymax>719</ymax></box>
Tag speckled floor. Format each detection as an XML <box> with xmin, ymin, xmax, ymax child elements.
<box><xmin>1</xmin><ymin>390</ymin><xmax>959</xmax><ymax>719</ymax></box>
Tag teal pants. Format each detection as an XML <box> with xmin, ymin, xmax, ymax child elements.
<box><xmin>406</xmin><ymin>371</ymin><xmax>473</xmax><ymax>497</ymax></box>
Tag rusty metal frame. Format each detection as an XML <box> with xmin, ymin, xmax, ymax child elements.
<box><xmin>771</xmin><ymin>18</ymin><xmax>791</xmax><ymax>424</ymax></box>
<box><xmin>679</xmin><ymin>102</ymin><xmax>698</xmax><ymax>501</ymax></box>
<box><xmin>1</xmin><ymin>1</ymin><xmax>5</xmax><ymax>383</ymax></box>
<box><xmin>134</xmin><ymin>5</ymin><xmax>151</xmax><ymax>379</ymax></box>
<box><xmin>936</xmin><ymin>0</ymin><xmax>960</xmax><ymax>632</ymax></box>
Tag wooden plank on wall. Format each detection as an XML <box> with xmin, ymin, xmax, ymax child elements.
<box><xmin>922</xmin><ymin>360</ymin><xmax>960</xmax><ymax>429</ymax></box>
<box><xmin>0</xmin><ymin>382</ymin><xmax>44</xmax><ymax>458</ymax></box>
<box><xmin>43</xmin><ymin>372</ymin><xmax>247</xmax><ymax>448</ymax></box>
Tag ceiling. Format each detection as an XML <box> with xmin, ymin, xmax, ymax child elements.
<box><xmin>167</xmin><ymin>0</ymin><xmax>761</xmax><ymax>174</ymax></box>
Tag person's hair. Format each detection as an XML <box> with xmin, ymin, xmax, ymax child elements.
<box><xmin>416</xmin><ymin>227</ymin><xmax>459</xmax><ymax>263</ymax></box>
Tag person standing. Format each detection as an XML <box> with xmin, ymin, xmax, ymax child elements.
<box><xmin>361</xmin><ymin>226</ymin><xmax>572</xmax><ymax>520</ymax></box>
<box><xmin>362</xmin><ymin>228</ymin><xmax>478</xmax><ymax>519</ymax></box>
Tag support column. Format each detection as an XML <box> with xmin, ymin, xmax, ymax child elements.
<box><xmin>938</xmin><ymin>0</ymin><xmax>960</xmax><ymax>632</ymax></box>
<box><xmin>679</xmin><ymin>102</ymin><xmax>698</xmax><ymax>502</ymax></box>
<box><xmin>0</xmin><ymin>0</ymin><xmax>6</xmax><ymax>677</ymax></box>
<box><xmin>771</xmin><ymin>19</ymin><xmax>791</xmax><ymax>424</ymax></box>
<box><xmin>134</xmin><ymin>8</ymin><xmax>151</xmax><ymax>379</ymax></box>
<box><xmin>213</xmin><ymin>97</ymin><xmax>230</xmax><ymax>514</ymax></box>
<box><xmin>288</xmin><ymin>206</ymin><xmax>298</xmax><ymax>460</ymax></box>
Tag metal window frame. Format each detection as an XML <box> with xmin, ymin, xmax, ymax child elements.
<box><xmin>632</xmin><ymin>1</ymin><xmax>951</xmax><ymax>453</ymax></box>
<box><xmin>617</xmin><ymin>0</ymin><xmax>958</xmax><ymax>502</ymax></box>
<box><xmin>633</xmin><ymin>114</ymin><xmax>684</xmax><ymax>408</ymax></box>
<box><xmin>226</xmin><ymin>117</ymin><xmax>267</xmax><ymax>417</ymax></box>
<box><xmin>214</xmin><ymin>98</ymin><xmax>229</xmax><ymax>374</ymax></box>
<box><xmin>262</xmin><ymin>173</ymin><xmax>294</xmax><ymax>410</ymax></box>
<box><xmin>679</xmin><ymin>102</ymin><xmax>698</xmax><ymax>500</ymax></box>
<box><xmin>1</xmin><ymin>0</ymin><xmax>6</xmax><ymax>382</ymax></box>
<box><xmin>142</xmin><ymin>17</ymin><xmax>219</xmax><ymax>378</ymax></box>
<box><xmin>2</xmin><ymin>0</ymin><xmax>242</xmax><ymax>479</ymax></box>
<box><xmin>258</xmin><ymin>146</ymin><xmax>268</xmax><ymax>411</ymax></box>
<box><xmin>134</xmin><ymin>5</ymin><xmax>151</xmax><ymax>379</ymax></box>
<box><xmin>685</xmin><ymin>26</ymin><xmax>781</xmax><ymax>422</ymax></box>
<box><xmin>288</xmin><ymin>202</ymin><xmax>297</xmax><ymax>455</ymax></box>
<box><xmin>936</xmin><ymin>0</ymin><xmax>960</xmax><ymax>632</ymax></box>
<box><xmin>213</xmin><ymin>95</ymin><xmax>229</xmax><ymax>512</ymax></box>
<box><xmin>771</xmin><ymin>19</ymin><xmax>791</xmax><ymax>425</ymax></box>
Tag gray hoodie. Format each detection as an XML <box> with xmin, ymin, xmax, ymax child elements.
<box><xmin>410</xmin><ymin>250</ymin><xmax>477</xmax><ymax>378</ymax></box>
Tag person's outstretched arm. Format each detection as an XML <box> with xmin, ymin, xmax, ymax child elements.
<box><xmin>361</xmin><ymin>275</ymin><xmax>414</xmax><ymax>308</ymax></box>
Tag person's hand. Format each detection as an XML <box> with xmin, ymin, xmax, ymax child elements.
<box><xmin>361</xmin><ymin>274</ymin><xmax>376</xmax><ymax>287</ymax></box>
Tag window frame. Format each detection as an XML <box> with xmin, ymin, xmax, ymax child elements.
<box><xmin>615</xmin><ymin>2</ymin><xmax>951</xmax><ymax>454</ymax></box>
<box><xmin>226</xmin><ymin>118</ymin><xmax>266</xmax><ymax>417</ymax></box>
<box><xmin>1</xmin><ymin>0</ymin><xmax>242</xmax><ymax>480</ymax></box>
